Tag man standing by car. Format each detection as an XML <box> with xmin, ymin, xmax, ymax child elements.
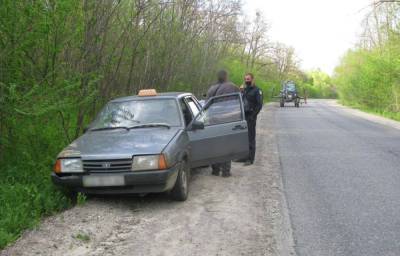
<box><xmin>242</xmin><ymin>73</ymin><xmax>263</xmax><ymax>166</ymax></box>
<box><xmin>206</xmin><ymin>70</ymin><xmax>239</xmax><ymax>177</ymax></box>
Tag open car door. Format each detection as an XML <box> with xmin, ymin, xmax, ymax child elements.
<box><xmin>187</xmin><ymin>93</ymin><xmax>249</xmax><ymax>168</ymax></box>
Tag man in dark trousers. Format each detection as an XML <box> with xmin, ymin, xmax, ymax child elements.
<box><xmin>242</xmin><ymin>73</ymin><xmax>263</xmax><ymax>165</ymax></box>
<box><xmin>207</xmin><ymin>70</ymin><xmax>239</xmax><ymax>177</ymax></box>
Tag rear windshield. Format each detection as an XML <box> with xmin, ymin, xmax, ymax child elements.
<box><xmin>91</xmin><ymin>99</ymin><xmax>182</xmax><ymax>129</ymax></box>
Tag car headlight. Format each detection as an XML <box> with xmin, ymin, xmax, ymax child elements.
<box><xmin>131</xmin><ymin>154</ymin><xmax>167</xmax><ymax>171</ymax></box>
<box><xmin>54</xmin><ymin>158</ymin><xmax>84</xmax><ymax>173</ymax></box>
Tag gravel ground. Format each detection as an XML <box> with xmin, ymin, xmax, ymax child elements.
<box><xmin>1</xmin><ymin>107</ymin><xmax>295</xmax><ymax>256</ymax></box>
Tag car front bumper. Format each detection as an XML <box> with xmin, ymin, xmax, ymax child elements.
<box><xmin>51</xmin><ymin>165</ymin><xmax>179</xmax><ymax>195</ymax></box>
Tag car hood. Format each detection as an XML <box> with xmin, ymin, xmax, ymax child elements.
<box><xmin>58</xmin><ymin>127</ymin><xmax>181</xmax><ymax>160</ymax></box>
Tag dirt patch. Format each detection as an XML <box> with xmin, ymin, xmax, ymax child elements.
<box><xmin>1</xmin><ymin>107</ymin><xmax>295</xmax><ymax>256</ymax></box>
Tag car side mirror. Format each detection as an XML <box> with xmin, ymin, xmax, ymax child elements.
<box><xmin>191</xmin><ymin>120</ymin><xmax>205</xmax><ymax>130</ymax></box>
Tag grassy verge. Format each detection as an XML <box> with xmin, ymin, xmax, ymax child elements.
<box><xmin>339</xmin><ymin>100</ymin><xmax>400</xmax><ymax>122</ymax></box>
<box><xmin>0</xmin><ymin>162</ymin><xmax>72</xmax><ymax>249</ymax></box>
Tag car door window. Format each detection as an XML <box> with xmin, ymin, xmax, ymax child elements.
<box><xmin>191</xmin><ymin>97</ymin><xmax>202</xmax><ymax>110</ymax></box>
<box><xmin>180</xmin><ymin>99</ymin><xmax>193</xmax><ymax>126</ymax></box>
<box><xmin>195</xmin><ymin>94</ymin><xmax>243</xmax><ymax>126</ymax></box>
<box><xmin>186</xmin><ymin>97</ymin><xmax>200</xmax><ymax>117</ymax></box>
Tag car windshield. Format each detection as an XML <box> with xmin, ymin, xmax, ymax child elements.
<box><xmin>90</xmin><ymin>99</ymin><xmax>182</xmax><ymax>129</ymax></box>
<box><xmin>286</xmin><ymin>84</ymin><xmax>296</xmax><ymax>92</ymax></box>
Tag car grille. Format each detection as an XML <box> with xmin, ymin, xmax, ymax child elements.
<box><xmin>83</xmin><ymin>159</ymin><xmax>132</xmax><ymax>173</ymax></box>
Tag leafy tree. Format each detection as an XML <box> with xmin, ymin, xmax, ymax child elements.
<box><xmin>334</xmin><ymin>1</ymin><xmax>400</xmax><ymax>119</ymax></box>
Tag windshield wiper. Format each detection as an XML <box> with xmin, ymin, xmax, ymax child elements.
<box><xmin>90</xmin><ymin>126</ymin><xmax>129</xmax><ymax>132</ymax></box>
<box><xmin>90</xmin><ymin>123</ymin><xmax>171</xmax><ymax>132</ymax></box>
<box><xmin>127</xmin><ymin>123</ymin><xmax>171</xmax><ymax>130</ymax></box>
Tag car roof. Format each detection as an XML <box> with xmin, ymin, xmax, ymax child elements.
<box><xmin>110</xmin><ymin>92</ymin><xmax>193</xmax><ymax>103</ymax></box>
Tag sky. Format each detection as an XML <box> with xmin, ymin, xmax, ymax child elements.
<box><xmin>244</xmin><ymin>0</ymin><xmax>372</xmax><ymax>75</ymax></box>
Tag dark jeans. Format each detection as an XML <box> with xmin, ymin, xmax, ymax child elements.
<box><xmin>212</xmin><ymin>161</ymin><xmax>231</xmax><ymax>174</ymax></box>
<box><xmin>246</xmin><ymin>116</ymin><xmax>257</xmax><ymax>162</ymax></box>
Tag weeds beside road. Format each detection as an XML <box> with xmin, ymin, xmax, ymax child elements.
<box><xmin>0</xmin><ymin>165</ymin><xmax>71</xmax><ymax>248</ymax></box>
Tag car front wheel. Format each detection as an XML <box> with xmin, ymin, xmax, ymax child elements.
<box><xmin>170</xmin><ymin>161</ymin><xmax>189</xmax><ymax>201</ymax></box>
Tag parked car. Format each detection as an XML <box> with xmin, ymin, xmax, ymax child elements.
<box><xmin>52</xmin><ymin>90</ymin><xmax>249</xmax><ymax>201</ymax></box>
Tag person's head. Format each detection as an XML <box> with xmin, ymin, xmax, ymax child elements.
<box><xmin>244</xmin><ymin>73</ymin><xmax>254</xmax><ymax>86</ymax></box>
<box><xmin>217</xmin><ymin>70</ymin><xmax>228</xmax><ymax>83</ymax></box>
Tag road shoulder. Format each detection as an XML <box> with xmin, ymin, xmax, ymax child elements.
<box><xmin>261</xmin><ymin>103</ymin><xmax>296</xmax><ymax>256</ymax></box>
<box><xmin>326</xmin><ymin>100</ymin><xmax>400</xmax><ymax>130</ymax></box>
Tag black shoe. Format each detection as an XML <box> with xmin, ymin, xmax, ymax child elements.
<box><xmin>244</xmin><ymin>160</ymin><xmax>254</xmax><ymax>166</ymax></box>
<box><xmin>221</xmin><ymin>171</ymin><xmax>231</xmax><ymax>177</ymax></box>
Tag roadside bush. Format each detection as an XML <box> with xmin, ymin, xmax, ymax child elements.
<box><xmin>0</xmin><ymin>165</ymin><xmax>71</xmax><ymax>248</ymax></box>
<box><xmin>334</xmin><ymin>37</ymin><xmax>400</xmax><ymax>120</ymax></box>
<box><xmin>299</xmin><ymin>70</ymin><xmax>338</xmax><ymax>99</ymax></box>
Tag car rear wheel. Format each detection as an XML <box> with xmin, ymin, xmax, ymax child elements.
<box><xmin>170</xmin><ymin>161</ymin><xmax>189</xmax><ymax>201</ymax></box>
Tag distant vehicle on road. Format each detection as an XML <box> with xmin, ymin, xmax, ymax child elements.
<box><xmin>52</xmin><ymin>90</ymin><xmax>249</xmax><ymax>201</ymax></box>
<box><xmin>275</xmin><ymin>81</ymin><xmax>306</xmax><ymax>108</ymax></box>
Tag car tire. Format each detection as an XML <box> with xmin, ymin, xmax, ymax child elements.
<box><xmin>170</xmin><ymin>161</ymin><xmax>189</xmax><ymax>201</ymax></box>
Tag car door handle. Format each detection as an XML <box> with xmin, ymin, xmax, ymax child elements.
<box><xmin>232</xmin><ymin>125</ymin><xmax>247</xmax><ymax>130</ymax></box>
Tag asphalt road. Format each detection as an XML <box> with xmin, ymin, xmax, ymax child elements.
<box><xmin>273</xmin><ymin>100</ymin><xmax>400</xmax><ymax>256</ymax></box>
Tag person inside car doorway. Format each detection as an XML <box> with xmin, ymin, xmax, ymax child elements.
<box><xmin>206</xmin><ymin>70</ymin><xmax>239</xmax><ymax>177</ymax></box>
<box><xmin>242</xmin><ymin>73</ymin><xmax>263</xmax><ymax>166</ymax></box>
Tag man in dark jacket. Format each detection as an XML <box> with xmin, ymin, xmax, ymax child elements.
<box><xmin>242</xmin><ymin>73</ymin><xmax>263</xmax><ymax>165</ymax></box>
<box><xmin>206</xmin><ymin>70</ymin><xmax>239</xmax><ymax>177</ymax></box>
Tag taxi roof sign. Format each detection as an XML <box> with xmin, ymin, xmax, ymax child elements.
<box><xmin>138</xmin><ymin>89</ymin><xmax>157</xmax><ymax>97</ymax></box>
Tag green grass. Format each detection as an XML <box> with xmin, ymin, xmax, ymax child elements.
<box><xmin>0</xmin><ymin>163</ymin><xmax>72</xmax><ymax>249</ymax></box>
<box><xmin>339</xmin><ymin>100</ymin><xmax>400</xmax><ymax>122</ymax></box>
<box><xmin>76</xmin><ymin>192</ymin><xmax>87</xmax><ymax>206</ymax></box>
<box><xmin>74</xmin><ymin>232</ymin><xmax>90</xmax><ymax>243</ymax></box>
